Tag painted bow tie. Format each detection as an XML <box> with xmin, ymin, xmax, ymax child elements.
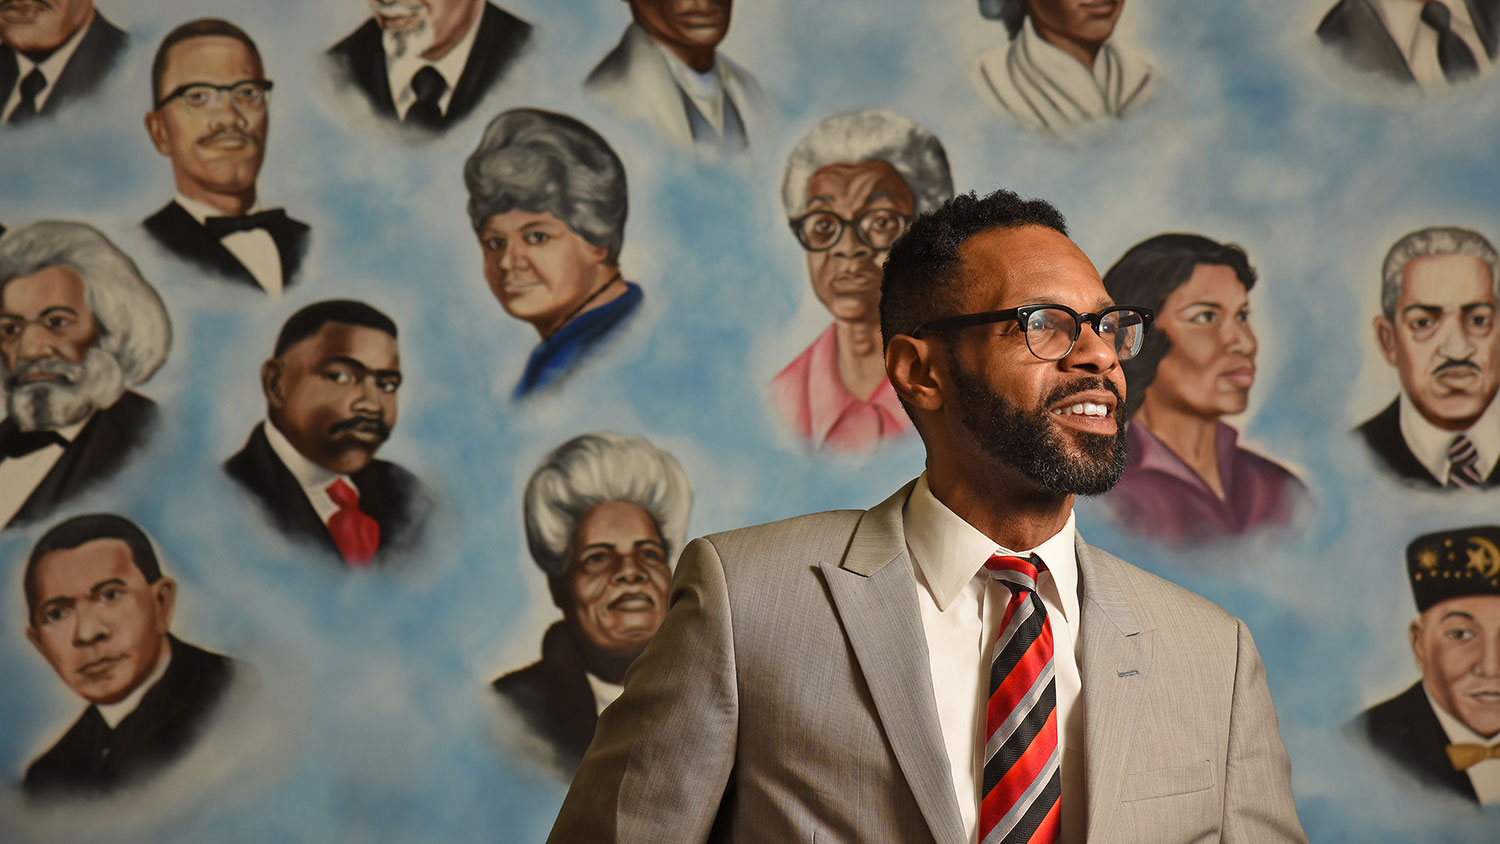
<box><xmin>1445</xmin><ymin>742</ymin><xmax>1500</xmax><ymax>772</ymax></box>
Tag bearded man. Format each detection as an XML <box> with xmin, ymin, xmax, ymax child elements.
<box><xmin>0</xmin><ymin>221</ymin><xmax>171</xmax><ymax>529</ymax></box>
<box><xmin>548</xmin><ymin>189</ymin><xmax>1307</xmax><ymax>843</ymax></box>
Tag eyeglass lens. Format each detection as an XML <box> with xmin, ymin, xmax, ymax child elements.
<box><xmin>178</xmin><ymin>82</ymin><xmax>269</xmax><ymax>113</ymax></box>
<box><xmin>1023</xmin><ymin>307</ymin><xmax>1147</xmax><ymax>361</ymax></box>
<box><xmin>797</xmin><ymin>209</ymin><xmax>907</xmax><ymax>251</ymax></box>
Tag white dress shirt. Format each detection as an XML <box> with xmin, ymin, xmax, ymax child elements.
<box><xmin>95</xmin><ymin>644</ymin><xmax>173</xmax><ymax>729</ymax></box>
<box><xmin>0</xmin><ymin>416</ymin><xmax>90</xmax><ymax>526</ymax></box>
<box><xmin>263</xmin><ymin>419</ymin><xmax>357</xmax><ymax>526</ymax></box>
<box><xmin>384</xmin><ymin>1</ymin><xmax>483</xmax><ymax>120</ymax></box>
<box><xmin>1425</xmin><ymin>682</ymin><xmax>1500</xmax><ymax>805</ymax></box>
<box><xmin>1</xmin><ymin>12</ymin><xmax>91</xmax><ymax>121</ymax></box>
<box><xmin>654</xmin><ymin>41</ymin><xmax>727</xmax><ymax>133</ymax></box>
<box><xmin>1373</xmin><ymin>0</ymin><xmax>1492</xmax><ymax>89</ymax></box>
<box><xmin>1398</xmin><ymin>392</ymin><xmax>1500</xmax><ymax>484</ymax></box>
<box><xmin>173</xmin><ymin>194</ymin><xmax>284</xmax><ymax>298</ymax></box>
<box><xmin>585</xmin><ymin>673</ymin><xmax>625</xmax><ymax>715</ymax></box>
<box><xmin>902</xmin><ymin>473</ymin><xmax>1083</xmax><ymax>844</ymax></box>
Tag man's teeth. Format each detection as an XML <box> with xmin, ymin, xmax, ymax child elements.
<box><xmin>1052</xmin><ymin>402</ymin><xmax>1109</xmax><ymax>418</ymax></box>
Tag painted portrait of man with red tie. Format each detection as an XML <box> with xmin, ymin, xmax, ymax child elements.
<box><xmin>142</xmin><ymin>18</ymin><xmax>310</xmax><ymax>298</ymax></box>
<box><xmin>1350</xmin><ymin>525</ymin><xmax>1500</xmax><ymax>806</ymax></box>
<box><xmin>224</xmin><ymin>299</ymin><xmax>430</xmax><ymax>567</ymax></box>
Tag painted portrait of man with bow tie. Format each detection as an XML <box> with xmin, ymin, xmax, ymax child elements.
<box><xmin>1350</xmin><ymin>526</ymin><xmax>1500</xmax><ymax>806</ymax></box>
<box><xmin>224</xmin><ymin>299</ymin><xmax>430</xmax><ymax>568</ymax></box>
<box><xmin>0</xmin><ymin>221</ymin><xmax>170</xmax><ymax>530</ymax></box>
<box><xmin>142</xmin><ymin>18</ymin><xmax>310</xmax><ymax>299</ymax></box>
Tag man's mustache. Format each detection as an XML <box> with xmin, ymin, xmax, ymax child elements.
<box><xmin>329</xmin><ymin>416</ymin><xmax>390</xmax><ymax>440</ymax></box>
<box><xmin>1434</xmin><ymin>358</ymin><xmax>1482</xmax><ymax>375</ymax></box>
<box><xmin>1041</xmin><ymin>376</ymin><xmax>1123</xmax><ymax>410</ymax></box>
<box><xmin>4</xmin><ymin>357</ymin><xmax>82</xmax><ymax>389</ymax></box>
<box><xmin>197</xmin><ymin>128</ymin><xmax>256</xmax><ymax>148</ymax></box>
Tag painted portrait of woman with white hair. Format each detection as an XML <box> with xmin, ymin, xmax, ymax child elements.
<box><xmin>771</xmin><ymin>109</ymin><xmax>953</xmax><ymax>453</ymax></box>
<box><xmin>0</xmin><ymin>221</ymin><xmax>171</xmax><ymax>528</ymax></box>
<box><xmin>971</xmin><ymin>0</ymin><xmax>1158</xmax><ymax>135</ymax></box>
<box><xmin>493</xmin><ymin>431</ymin><xmax>692</xmax><ymax>777</ymax></box>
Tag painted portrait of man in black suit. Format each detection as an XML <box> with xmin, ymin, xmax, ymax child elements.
<box><xmin>1356</xmin><ymin>226</ymin><xmax>1500</xmax><ymax>489</ymax></box>
<box><xmin>0</xmin><ymin>0</ymin><xmax>126</xmax><ymax>127</ymax></box>
<box><xmin>1318</xmin><ymin>0</ymin><xmax>1500</xmax><ymax>89</ymax></box>
<box><xmin>225</xmin><ymin>299</ymin><xmax>428</xmax><ymax>568</ymax></box>
<box><xmin>493</xmin><ymin>432</ymin><xmax>691</xmax><ymax>777</ymax></box>
<box><xmin>142</xmin><ymin>19</ymin><xmax>310</xmax><ymax>298</ymax></box>
<box><xmin>22</xmin><ymin>514</ymin><xmax>239</xmax><ymax>798</ymax></box>
<box><xmin>1350</xmin><ymin>526</ymin><xmax>1500</xmax><ymax>805</ymax></box>
<box><xmin>327</xmin><ymin>0</ymin><xmax>532</xmax><ymax>134</ymax></box>
<box><xmin>0</xmin><ymin>222</ymin><xmax>171</xmax><ymax>530</ymax></box>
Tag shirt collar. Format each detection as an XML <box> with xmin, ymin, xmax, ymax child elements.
<box><xmin>174</xmin><ymin>193</ymin><xmax>264</xmax><ymax>226</ymax></box>
<box><xmin>384</xmin><ymin>1</ymin><xmax>483</xmax><ymax>97</ymax></box>
<box><xmin>653</xmin><ymin>34</ymin><xmax>722</xmax><ymax>99</ymax></box>
<box><xmin>263</xmin><ymin>418</ymin><xmax>346</xmax><ymax>492</ymax></box>
<box><xmin>12</xmin><ymin>10</ymin><xmax>92</xmax><ymax>93</ymax></box>
<box><xmin>1397</xmin><ymin>392</ymin><xmax>1500</xmax><ymax>483</ymax></box>
<box><xmin>803</xmin><ymin>324</ymin><xmax>906</xmax><ymax>448</ymax></box>
<box><xmin>1425</xmin><ymin>680</ymin><xmax>1500</xmax><ymax>744</ymax></box>
<box><xmin>95</xmin><ymin>640</ymin><xmax>171</xmax><ymax>729</ymax></box>
<box><xmin>903</xmin><ymin>472</ymin><xmax>1079</xmax><ymax>622</ymax></box>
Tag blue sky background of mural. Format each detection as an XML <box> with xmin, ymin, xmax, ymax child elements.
<box><xmin>2</xmin><ymin>0</ymin><xmax>1499</xmax><ymax>840</ymax></box>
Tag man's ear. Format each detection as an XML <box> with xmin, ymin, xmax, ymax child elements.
<box><xmin>144</xmin><ymin>110</ymin><xmax>172</xmax><ymax>157</ymax></box>
<box><xmin>1408</xmin><ymin>618</ymin><xmax>1425</xmax><ymax>670</ymax></box>
<box><xmin>1374</xmin><ymin>315</ymin><xmax>1399</xmax><ymax>367</ymax></box>
<box><xmin>152</xmin><ymin>577</ymin><xmax>177</xmax><ymax>632</ymax></box>
<box><xmin>261</xmin><ymin>358</ymin><xmax>285</xmax><ymax>407</ymax></box>
<box><xmin>886</xmin><ymin>334</ymin><xmax>945</xmax><ymax>414</ymax></box>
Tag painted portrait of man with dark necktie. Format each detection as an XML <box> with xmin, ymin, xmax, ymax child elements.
<box><xmin>0</xmin><ymin>0</ymin><xmax>127</xmax><ymax>127</ymax></box>
<box><xmin>224</xmin><ymin>299</ymin><xmax>430</xmax><ymax>567</ymax></box>
<box><xmin>142</xmin><ymin>18</ymin><xmax>310</xmax><ymax>298</ymax></box>
<box><xmin>0</xmin><ymin>221</ymin><xmax>170</xmax><ymax>530</ymax></box>
<box><xmin>1318</xmin><ymin>0</ymin><xmax>1500</xmax><ymax>90</ymax></box>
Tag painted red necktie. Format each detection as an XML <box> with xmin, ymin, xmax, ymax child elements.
<box><xmin>326</xmin><ymin>478</ymin><xmax>379</xmax><ymax>567</ymax></box>
<box><xmin>979</xmin><ymin>553</ymin><xmax>1061</xmax><ymax>844</ymax></box>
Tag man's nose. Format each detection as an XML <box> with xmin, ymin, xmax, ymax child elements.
<box><xmin>352</xmin><ymin>376</ymin><xmax>383</xmax><ymax>409</ymax></box>
<box><xmin>1476</xmin><ymin>636</ymin><xmax>1500</xmax><ymax>678</ymax></box>
<box><xmin>17</xmin><ymin>323</ymin><xmax>56</xmax><ymax>361</ymax></box>
<box><xmin>1437</xmin><ymin>316</ymin><xmax>1476</xmax><ymax>360</ymax></box>
<box><xmin>612</xmin><ymin>554</ymin><xmax>648</xmax><ymax>583</ymax></box>
<box><xmin>1061</xmin><ymin>319</ymin><xmax>1120</xmax><ymax>373</ymax></box>
<box><xmin>72</xmin><ymin>607</ymin><xmax>110</xmax><ymax>647</ymax></box>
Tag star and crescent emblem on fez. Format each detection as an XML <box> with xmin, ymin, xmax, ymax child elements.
<box><xmin>1465</xmin><ymin>535</ymin><xmax>1500</xmax><ymax>580</ymax></box>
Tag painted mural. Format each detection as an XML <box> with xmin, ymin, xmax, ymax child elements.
<box><xmin>2</xmin><ymin>0</ymin><xmax>1499</xmax><ymax>841</ymax></box>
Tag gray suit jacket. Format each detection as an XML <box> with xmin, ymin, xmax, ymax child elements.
<box><xmin>548</xmin><ymin>482</ymin><xmax>1306</xmax><ymax>843</ymax></box>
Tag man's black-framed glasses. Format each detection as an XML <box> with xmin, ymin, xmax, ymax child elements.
<box><xmin>789</xmin><ymin>208</ymin><xmax>911</xmax><ymax>252</ymax></box>
<box><xmin>914</xmin><ymin>304</ymin><xmax>1155</xmax><ymax>361</ymax></box>
<box><xmin>155</xmin><ymin>79</ymin><xmax>274</xmax><ymax>113</ymax></box>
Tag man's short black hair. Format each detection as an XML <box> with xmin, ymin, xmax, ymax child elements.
<box><xmin>24</xmin><ymin>514</ymin><xmax>163</xmax><ymax>619</ymax></box>
<box><xmin>274</xmin><ymin>300</ymin><xmax>398</xmax><ymax>357</ymax></box>
<box><xmin>151</xmin><ymin>18</ymin><xmax>263</xmax><ymax>103</ymax></box>
<box><xmin>880</xmin><ymin>188</ymin><xmax>1069</xmax><ymax>351</ymax></box>
<box><xmin>1101</xmin><ymin>233</ymin><xmax>1257</xmax><ymax>417</ymax></box>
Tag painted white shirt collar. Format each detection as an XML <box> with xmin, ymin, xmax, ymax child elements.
<box><xmin>263</xmin><ymin>419</ymin><xmax>356</xmax><ymax>525</ymax></box>
<box><xmin>652</xmin><ymin>34</ymin><xmax>725</xmax><ymax>132</ymax></box>
<box><xmin>1398</xmin><ymin>391</ymin><xmax>1500</xmax><ymax>484</ymax></box>
<box><xmin>1424</xmin><ymin>681</ymin><xmax>1500</xmax><ymax>805</ymax></box>
<box><xmin>96</xmin><ymin>641</ymin><xmax>172</xmax><ymax>729</ymax></box>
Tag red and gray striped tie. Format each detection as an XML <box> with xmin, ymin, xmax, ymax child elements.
<box><xmin>979</xmin><ymin>553</ymin><xmax>1061</xmax><ymax>844</ymax></box>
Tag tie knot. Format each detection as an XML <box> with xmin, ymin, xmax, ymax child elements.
<box><xmin>19</xmin><ymin>67</ymin><xmax>46</xmax><ymax>98</ymax></box>
<box><xmin>203</xmin><ymin>208</ymin><xmax>285</xmax><ymax>239</ymax></box>
<box><xmin>1422</xmin><ymin>0</ymin><xmax>1454</xmax><ymax>31</ymax></box>
<box><xmin>411</xmin><ymin>66</ymin><xmax>447</xmax><ymax>103</ymax></box>
<box><xmin>327</xmin><ymin>478</ymin><xmax>360</xmax><ymax>510</ymax></box>
<box><xmin>984</xmin><ymin>553</ymin><xmax>1046</xmax><ymax>593</ymax></box>
<box><xmin>0</xmin><ymin>426</ymin><xmax>65</xmax><ymax>459</ymax></box>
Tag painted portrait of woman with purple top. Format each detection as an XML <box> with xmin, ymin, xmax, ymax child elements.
<box><xmin>1101</xmin><ymin>233</ymin><xmax>1310</xmax><ymax>548</ymax></box>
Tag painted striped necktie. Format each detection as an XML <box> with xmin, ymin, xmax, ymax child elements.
<box><xmin>1447</xmin><ymin>434</ymin><xmax>1483</xmax><ymax>489</ymax></box>
<box><xmin>980</xmin><ymin>553</ymin><xmax>1061</xmax><ymax>844</ymax></box>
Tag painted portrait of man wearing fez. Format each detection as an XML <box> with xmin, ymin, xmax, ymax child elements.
<box><xmin>0</xmin><ymin>222</ymin><xmax>171</xmax><ymax>530</ymax></box>
<box><xmin>1</xmin><ymin>0</ymin><xmax>126</xmax><ymax>127</ymax></box>
<box><xmin>1357</xmin><ymin>226</ymin><xmax>1500</xmax><ymax>489</ymax></box>
<box><xmin>585</xmin><ymin>0</ymin><xmax>771</xmax><ymax>156</ymax></box>
<box><xmin>22</xmin><ymin>514</ymin><xmax>240</xmax><ymax>798</ymax></box>
<box><xmin>772</xmin><ymin>109</ymin><xmax>953</xmax><ymax>452</ymax></box>
<box><xmin>971</xmin><ymin>0</ymin><xmax>1158</xmax><ymax>135</ymax></box>
<box><xmin>328</xmin><ymin>0</ymin><xmax>532</xmax><ymax>133</ymax></box>
<box><xmin>225</xmin><ymin>299</ymin><xmax>430</xmax><ymax>567</ymax></box>
<box><xmin>1350</xmin><ymin>526</ymin><xmax>1500</xmax><ymax>806</ymax></box>
<box><xmin>143</xmin><ymin>19</ymin><xmax>311</xmax><ymax>298</ymax></box>
<box><xmin>1101</xmin><ymin>233</ymin><xmax>1309</xmax><ymax>547</ymax></box>
<box><xmin>464</xmin><ymin>109</ymin><xmax>642</xmax><ymax>399</ymax></box>
<box><xmin>494</xmin><ymin>432</ymin><xmax>691</xmax><ymax>777</ymax></box>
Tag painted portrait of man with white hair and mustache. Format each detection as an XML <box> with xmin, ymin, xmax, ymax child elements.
<box><xmin>0</xmin><ymin>220</ymin><xmax>171</xmax><ymax>528</ymax></box>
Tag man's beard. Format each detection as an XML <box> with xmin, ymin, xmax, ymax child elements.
<box><xmin>3</xmin><ymin>346</ymin><xmax>125</xmax><ymax>431</ymax></box>
<box><xmin>370</xmin><ymin>0</ymin><xmax>435</xmax><ymax>58</ymax></box>
<box><xmin>951</xmin><ymin>364</ymin><xmax>1128</xmax><ymax>497</ymax></box>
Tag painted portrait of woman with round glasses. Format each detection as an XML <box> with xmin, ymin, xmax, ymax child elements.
<box><xmin>1100</xmin><ymin>233</ymin><xmax>1309</xmax><ymax>548</ymax></box>
<box><xmin>770</xmin><ymin>110</ymin><xmax>953</xmax><ymax>452</ymax></box>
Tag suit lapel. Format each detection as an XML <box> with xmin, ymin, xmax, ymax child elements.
<box><xmin>1075</xmin><ymin>537</ymin><xmax>1153</xmax><ymax>844</ymax></box>
<box><xmin>0</xmin><ymin>46</ymin><xmax>17</xmax><ymax>113</ymax></box>
<box><xmin>621</xmin><ymin>25</ymin><xmax>696</xmax><ymax>148</ymax></box>
<box><xmin>820</xmin><ymin>482</ymin><xmax>965</xmax><ymax>844</ymax></box>
<box><xmin>1465</xmin><ymin>0</ymin><xmax>1500</xmax><ymax>56</ymax></box>
<box><xmin>1350</xmin><ymin>0</ymin><xmax>1417</xmax><ymax>81</ymax></box>
<box><xmin>44</xmin><ymin>13</ymin><xmax>127</xmax><ymax>115</ymax></box>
